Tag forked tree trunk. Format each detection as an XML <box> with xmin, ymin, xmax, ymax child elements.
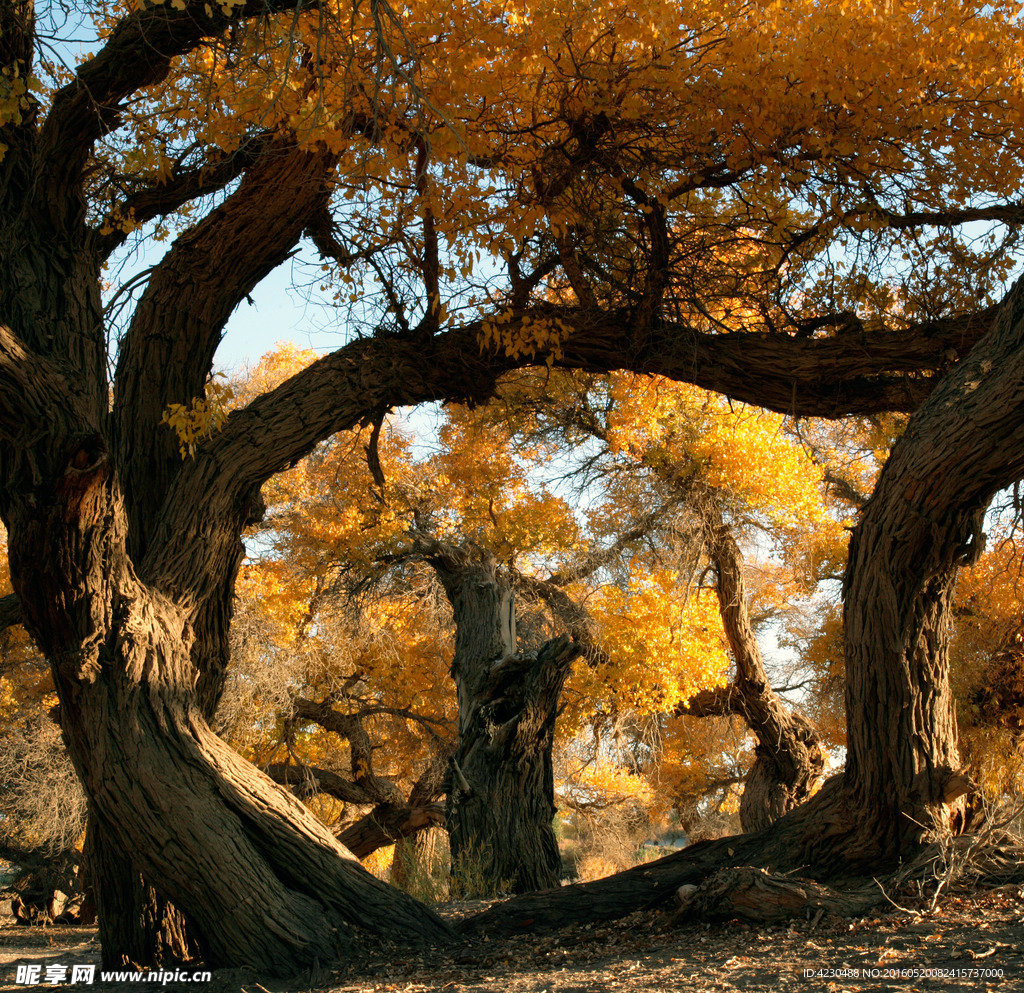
<box><xmin>4</xmin><ymin>453</ymin><xmax>450</xmax><ymax>975</ymax></box>
<box><xmin>422</xmin><ymin>541</ymin><xmax>582</xmax><ymax>895</ymax></box>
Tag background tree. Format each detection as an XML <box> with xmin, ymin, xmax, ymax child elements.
<box><xmin>237</xmin><ymin>349</ymin><xmax>855</xmax><ymax>881</ymax></box>
<box><xmin>498</xmin><ymin>368</ymin><xmax>842</xmax><ymax>830</ymax></box>
<box><xmin>232</xmin><ymin>353</ymin><xmax>734</xmax><ymax>894</ymax></box>
<box><xmin>0</xmin><ymin>531</ymin><xmax>88</xmax><ymax>923</ymax></box>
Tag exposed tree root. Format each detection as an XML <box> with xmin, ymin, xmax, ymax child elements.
<box><xmin>671</xmin><ymin>866</ymin><xmax>882</xmax><ymax>924</ymax></box>
<box><xmin>460</xmin><ymin>784</ymin><xmax>1024</xmax><ymax>939</ymax></box>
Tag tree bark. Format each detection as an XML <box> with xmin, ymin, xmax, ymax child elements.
<box><xmin>823</xmin><ymin>278</ymin><xmax>1024</xmax><ymax>869</ymax></box>
<box><xmin>673</xmin><ymin>866</ymin><xmax>882</xmax><ymax>924</ymax></box>
<box><xmin>84</xmin><ymin>818</ymin><xmax>196</xmax><ymax>969</ymax></box>
<box><xmin>1</xmin><ymin>448</ymin><xmax>450</xmax><ymax>973</ymax></box>
<box><xmin>391</xmin><ymin>826</ymin><xmax>447</xmax><ymax>890</ymax></box>
<box><xmin>343</xmin><ymin>738</ymin><xmax>454</xmax><ymax>861</ymax></box>
<box><xmin>338</xmin><ymin>803</ymin><xmax>446</xmax><ymax>859</ymax></box>
<box><xmin>421</xmin><ymin>541</ymin><xmax>582</xmax><ymax>895</ymax></box>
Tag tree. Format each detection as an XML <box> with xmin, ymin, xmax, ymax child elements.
<box><xmin>233</xmin><ymin>358</ymin><xmax>732</xmax><ymax>895</ymax></box>
<box><xmin>681</xmin><ymin>505</ymin><xmax>826</xmax><ymax>833</ymax></box>
<box><xmin>5</xmin><ymin>0</ymin><xmax>1024</xmax><ymax>972</ymax></box>
<box><xmin>498</xmin><ymin>369</ymin><xmax>838</xmax><ymax>830</ymax></box>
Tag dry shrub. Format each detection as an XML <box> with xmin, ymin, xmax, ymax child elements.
<box><xmin>576</xmin><ymin>852</ymin><xmax>627</xmax><ymax>882</ymax></box>
<box><xmin>570</xmin><ymin>805</ymin><xmax>652</xmax><ymax>882</ymax></box>
<box><xmin>0</xmin><ymin>718</ymin><xmax>86</xmax><ymax>861</ymax></box>
<box><xmin>0</xmin><ymin>717</ymin><xmax>87</xmax><ymax>921</ymax></box>
<box><xmin>684</xmin><ymin>809</ymin><xmax>740</xmax><ymax>842</ymax></box>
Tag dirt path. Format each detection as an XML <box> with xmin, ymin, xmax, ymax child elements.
<box><xmin>2</xmin><ymin>886</ymin><xmax>1022</xmax><ymax>992</ymax></box>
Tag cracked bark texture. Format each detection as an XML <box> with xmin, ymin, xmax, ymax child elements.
<box><xmin>420</xmin><ymin>541</ymin><xmax>582</xmax><ymax>895</ymax></box>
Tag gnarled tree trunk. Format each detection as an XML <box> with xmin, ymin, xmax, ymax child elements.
<box><xmin>706</xmin><ymin>508</ymin><xmax>824</xmax><ymax>831</ymax></box>
<box><xmin>821</xmin><ymin>304</ymin><xmax>1024</xmax><ymax>867</ymax></box>
<box><xmin>675</xmin><ymin>501</ymin><xmax>823</xmax><ymax>832</ymax></box>
<box><xmin>422</xmin><ymin>541</ymin><xmax>582</xmax><ymax>895</ymax></box>
<box><xmin>1</xmin><ymin>425</ymin><xmax>451</xmax><ymax>974</ymax></box>
<box><xmin>83</xmin><ymin>818</ymin><xmax>195</xmax><ymax>967</ymax></box>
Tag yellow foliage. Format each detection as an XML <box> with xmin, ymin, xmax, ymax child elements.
<box><xmin>950</xmin><ymin>534</ymin><xmax>1024</xmax><ymax>797</ymax></box>
<box><xmin>361</xmin><ymin>845</ymin><xmax>395</xmax><ymax>880</ymax></box>
<box><xmin>605</xmin><ymin>373</ymin><xmax>839</xmax><ymax>534</ymax></box>
<box><xmin>479</xmin><ymin>312</ymin><xmax>575</xmax><ymax>363</ymax></box>
<box><xmin>568</xmin><ymin>761</ymin><xmax>657</xmax><ymax>811</ymax></box>
<box><xmin>160</xmin><ymin>373</ymin><xmax>235</xmax><ymax>458</ymax></box>
<box><xmin>572</xmin><ymin>571</ymin><xmax>729</xmax><ymax>718</ymax></box>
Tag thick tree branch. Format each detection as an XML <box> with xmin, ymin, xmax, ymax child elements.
<box><xmin>336</xmin><ymin>746</ymin><xmax>454</xmax><ymax>858</ymax></box>
<box><xmin>877</xmin><ymin>203</ymin><xmax>1024</xmax><ymax>230</ymax></box>
<box><xmin>0</xmin><ymin>3</ymin><xmax>37</xmax><ymax>212</ymax></box>
<box><xmin>267</xmin><ymin>730</ymin><xmax>454</xmax><ymax>857</ymax></box>
<box><xmin>35</xmin><ymin>1</ymin><xmax>320</xmax><ymax>212</ymax></box>
<box><xmin>0</xmin><ymin>325</ymin><xmax>95</xmax><ymax>447</ymax></box>
<box><xmin>113</xmin><ymin>139</ymin><xmax>335</xmax><ymax>559</ymax></box>
<box><xmin>675</xmin><ymin>683</ymin><xmax>741</xmax><ymax>717</ymax></box>
<box><xmin>140</xmin><ymin>298</ymin><xmax>997</xmax><ymax>604</ymax></box>
<box><xmin>291</xmin><ymin>696</ymin><xmax>404</xmax><ymax>804</ymax></box>
<box><xmin>90</xmin><ymin>132</ymin><xmax>276</xmax><ymax>259</ymax></box>
<box><xmin>335</xmin><ymin>803</ymin><xmax>446</xmax><ymax>858</ymax></box>
<box><xmin>264</xmin><ymin>762</ymin><xmax>383</xmax><ymax>805</ymax></box>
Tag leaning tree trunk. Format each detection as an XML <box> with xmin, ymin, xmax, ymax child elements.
<box><xmin>705</xmin><ymin>508</ymin><xmax>824</xmax><ymax>832</ymax></box>
<box><xmin>675</xmin><ymin>502</ymin><xmax>824</xmax><ymax>832</ymax></box>
<box><xmin>79</xmin><ymin>577</ymin><xmax>241</xmax><ymax>968</ymax></box>
<box><xmin>421</xmin><ymin>541</ymin><xmax>582</xmax><ymax>895</ymax></box>
<box><xmin>794</xmin><ymin>279</ymin><xmax>1024</xmax><ymax>871</ymax></box>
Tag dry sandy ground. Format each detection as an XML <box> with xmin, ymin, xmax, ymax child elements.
<box><xmin>1</xmin><ymin>885</ymin><xmax>1022</xmax><ymax>992</ymax></box>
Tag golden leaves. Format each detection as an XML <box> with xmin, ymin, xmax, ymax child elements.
<box><xmin>582</xmin><ymin>573</ymin><xmax>730</xmax><ymax>715</ymax></box>
<box><xmin>160</xmin><ymin>373</ymin><xmax>234</xmax><ymax>458</ymax></box>
<box><xmin>0</xmin><ymin>63</ymin><xmax>41</xmax><ymax>158</ymax></box>
<box><xmin>478</xmin><ymin>311</ymin><xmax>575</xmax><ymax>363</ymax></box>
